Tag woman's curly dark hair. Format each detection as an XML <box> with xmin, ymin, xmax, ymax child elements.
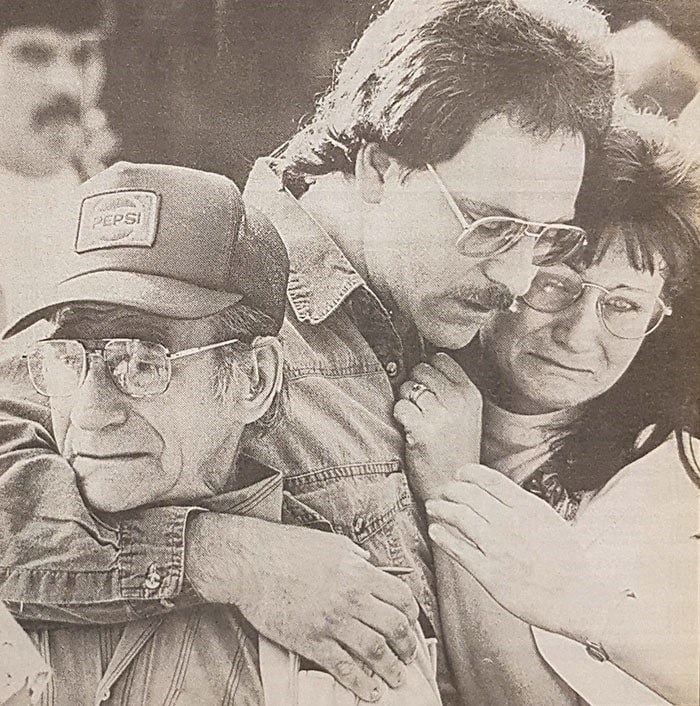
<box><xmin>468</xmin><ymin>109</ymin><xmax>700</xmax><ymax>491</ymax></box>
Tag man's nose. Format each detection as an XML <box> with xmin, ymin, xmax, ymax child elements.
<box><xmin>551</xmin><ymin>289</ymin><xmax>601</xmax><ymax>351</ymax></box>
<box><xmin>480</xmin><ymin>236</ymin><xmax>538</xmax><ymax>298</ymax></box>
<box><xmin>44</xmin><ymin>55</ymin><xmax>82</xmax><ymax>96</ymax></box>
<box><xmin>68</xmin><ymin>355</ymin><xmax>128</xmax><ymax>431</ymax></box>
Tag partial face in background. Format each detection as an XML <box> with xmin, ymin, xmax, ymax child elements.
<box><xmin>48</xmin><ymin>308</ymin><xmax>251</xmax><ymax>513</ymax></box>
<box><xmin>479</xmin><ymin>238</ymin><xmax>667</xmax><ymax>414</ymax></box>
<box><xmin>362</xmin><ymin>115</ymin><xmax>586</xmax><ymax>349</ymax></box>
<box><xmin>0</xmin><ymin>26</ymin><xmax>104</xmax><ymax>176</ymax></box>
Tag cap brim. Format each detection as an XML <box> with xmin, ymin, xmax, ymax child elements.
<box><xmin>2</xmin><ymin>270</ymin><xmax>244</xmax><ymax>339</ymax></box>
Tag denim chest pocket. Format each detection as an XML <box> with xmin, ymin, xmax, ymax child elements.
<box><xmin>283</xmin><ymin>461</ymin><xmax>414</xmax><ymax>545</ymax></box>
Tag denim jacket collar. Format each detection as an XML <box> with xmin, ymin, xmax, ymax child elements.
<box><xmin>245</xmin><ymin>158</ymin><xmax>365</xmax><ymax>325</ymax></box>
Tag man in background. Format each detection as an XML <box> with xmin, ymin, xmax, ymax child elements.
<box><xmin>0</xmin><ymin>0</ymin><xmax>116</xmax><ymax>330</ymax></box>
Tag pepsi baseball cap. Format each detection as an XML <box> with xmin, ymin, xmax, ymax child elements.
<box><xmin>2</xmin><ymin>162</ymin><xmax>289</xmax><ymax>338</ymax></box>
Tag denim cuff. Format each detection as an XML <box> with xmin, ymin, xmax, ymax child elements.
<box><xmin>118</xmin><ymin>506</ymin><xmax>204</xmax><ymax>601</ymax></box>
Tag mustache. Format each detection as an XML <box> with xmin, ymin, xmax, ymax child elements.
<box><xmin>450</xmin><ymin>283</ymin><xmax>515</xmax><ymax>312</ymax></box>
<box><xmin>34</xmin><ymin>96</ymin><xmax>82</xmax><ymax>128</ymax></box>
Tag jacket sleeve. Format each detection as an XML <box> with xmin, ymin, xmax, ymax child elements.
<box><xmin>0</xmin><ymin>354</ymin><xmax>202</xmax><ymax>624</ymax></box>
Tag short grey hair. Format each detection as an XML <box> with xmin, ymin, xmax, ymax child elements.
<box><xmin>206</xmin><ymin>302</ymin><xmax>283</xmax><ymax>437</ymax></box>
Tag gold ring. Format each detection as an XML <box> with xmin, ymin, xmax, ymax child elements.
<box><xmin>408</xmin><ymin>382</ymin><xmax>430</xmax><ymax>405</ymax></box>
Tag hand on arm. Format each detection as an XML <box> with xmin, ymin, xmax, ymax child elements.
<box><xmin>392</xmin><ymin>357</ymin><xmax>574</xmax><ymax>702</ymax></box>
<box><xmin>186</xmin><ymin>513</ymin><xmax>420</xmax><ymax>703</ymax></box>
<box><xmin>426</xmin><ymin>463</ymin><xmax>695</xmax><ymax>705</ymax></box>
<box><xmin>425</xmin><ymin>463</ymin><xmax>608</xmax><ymax>635</ymax></box>
<box><xmin>393</xmin><ymin>352</ymin><xmax>482</xmax><ymax>501</ymax></box>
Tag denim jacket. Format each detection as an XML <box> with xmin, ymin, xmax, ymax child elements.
<box><xmin>24</xmin><ymin>460</ymin><xmax>445</xmax><ymax>706</ymax></box>
<box><xmin>243</xmin><ymin>160</ymin><xmax>437</xmax><ymax>619</ymax></box>
<box><xmin>243</xmin><ymin>160</ymin><xmax>457</xmax><ymax>700</ymax></box>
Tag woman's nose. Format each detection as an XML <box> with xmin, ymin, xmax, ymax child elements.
<box><xmin>550</xmin><ymin>287</ymin><xmax>601</xmax><ymax>351</ymax></box>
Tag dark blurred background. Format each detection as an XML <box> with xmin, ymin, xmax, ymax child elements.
<box><xmin>101</xmin><ymin>0</ymin><xmax>700</xmax><ymax>187</ymax></box>
<box><xmin>101</xmin><ymin>0</ymin><xmax>377</xmax><ymax>186</ymax></box>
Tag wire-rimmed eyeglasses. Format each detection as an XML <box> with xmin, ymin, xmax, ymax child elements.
<box><xmin>426</xmin><ymin>163</ymin><xmax>587</xmax><ymax>266</ymax></box>
<box><xmin>24</xmin><ymin>338</ymin><xmax>242</xmax><ymax>398</ymax></box>
<box><xmin>521</xmin><ymin>264</ymin><xmax>672</xmax><ymax>339</ymax></box>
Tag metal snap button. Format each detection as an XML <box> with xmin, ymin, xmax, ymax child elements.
<box><xmin>143</xmin><ymin>562</ymin><xmax>162</xmax><ymax>590</ymax></box>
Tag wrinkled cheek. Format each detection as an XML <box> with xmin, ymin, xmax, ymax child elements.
<box><xmin>50</xmin><ymin>405</ymin><xmax>72</xmax><ymax>456</ymax></box>
<box><xmin>157</xmin><ymin>440</ymin><xmax>184</xmax><ymax>493</ymax></box>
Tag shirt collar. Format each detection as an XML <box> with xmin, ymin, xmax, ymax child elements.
<box><xmin>244</xmin><ymin>158</ymin><xmax>365</xmax><ymax>324</ymax></box>
<box><xmin>197</xmin><ymin>454</ymin><xmax>283</xmax><ymax>522</ymax></box>
<box><xmin>482</xmin><ymin>397</ymin><xmax>582</xmax><ymax>454</ymax></box>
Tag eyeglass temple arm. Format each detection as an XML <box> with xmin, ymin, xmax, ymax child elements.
<box><xmin>169</xmin><ymin>338</ymin><xmax>241</xmax><ymax>361</ymax></box>
<box><xmin>425</xmin><ymin>163</ymin><xmax>469</xmax><ymax>228</ymax></box>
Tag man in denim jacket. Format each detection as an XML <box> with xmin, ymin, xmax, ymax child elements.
<box><xmin>0</xmin><ymin>1</ymin><xmax>617</xmax><ymax>703</ymax></box>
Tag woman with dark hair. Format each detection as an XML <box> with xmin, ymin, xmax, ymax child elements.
<box><xmin>393</xmin><ymin>109</ymin><xmax>700</xmax><ymax>705</ymax></box>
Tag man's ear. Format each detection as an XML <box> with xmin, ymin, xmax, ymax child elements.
<box><xmin>355</xmin><ymin>143</ymin><xmax>396</xmax><ymax>204</ymax></box>
<box><xmin>236</xmin><ymin>337</ymin><xmax>283</xmax><ymax>424</ymax></box>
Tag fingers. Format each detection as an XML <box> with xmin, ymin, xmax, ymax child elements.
<box><xmin>425</xmin><ymin>497</ymin><xmax>490</xmax><ymax>550</ymax></box>
<box><xmin>455</xmin><ymin>463</ymin><xmax>524</xmax><ymax>507</ymax></box>
<box><xmin>402</xmin><ymin>355</ymin><xmax>481</xmax><ymax>411</ymax></box>
<box><xmin>320</xmin><ymin>642</ymin><xmax>385</xmax><ymax>702</ymax></box>
<box><xmin>327</xmin><ymin>576</ymin><xmax>418</xmax><ymax>693</ymax></box>
<box><xmin>369</xmin><ymin>570</ymin><xmax>420</xmax><ymax>627</ymax></box>
<box><xmin>408</xmin><ymin>363</ymin><xmax>454</xmax><ymax>399</ymax></box>
<box><xmin>437</xmin><ymin>477</ymin><xmax>512</xmax><ymax>512</ymax></box>
<box><xmin>428</xmin><ymin>351</ymin><xmax>474</xmax><ymax>387</ymax></box>
<box><xmin>338</xmin><ymin>616</ymin><xmax>406</xmax><ymax>690</ymax></box>
<box><xmin>428</xmin><ymin>522</ymin><xmax>485</xmax><ymax>574</ymax></box>
<box><xmin>397</xmin><ymin>380</ymin><xmax>439</xmax><ymax>413</ymax></box>
<box><xmin>360</xmin><ymin>597</ymin><xmax>419</xmax><ymax>668</ymax></box>
<box><xmin>350</xmin><ymin>565</ymin><xmax>419</xmax><ymax>670</ymax></box>
<box><xmin>393</xmin><ymin>398</ymin><xmax>424</xmax><ymax>441</ymax></box>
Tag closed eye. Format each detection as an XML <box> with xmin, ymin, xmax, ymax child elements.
<box><xmin>605</xmin><ymin>296</ymin><xmax>643</xmax><ymax>314</ymax></box>
<box><xmin>536</xmin><ymin>275</ymin><xmax>570</xmax><ymax>293</ymax></box>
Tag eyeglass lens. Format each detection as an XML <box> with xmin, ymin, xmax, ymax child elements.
<box><xmin>27</xmin><ymin>340</ymin><xmax>172</xmax><ymax>398</ymax></box>
<box><xmin>522</xmin><ymin>266</ymin><xmax>665</xmax><ymax>339</ymax></box>
<box><xmin>456</xmin><ymin>217</ymin><xmax>585</xmax><ymax>265</ymax></box>
<box><xmin>104</xmin><ymin>340</ymin><xmax>171</xmax><ymax>397</ymax></box>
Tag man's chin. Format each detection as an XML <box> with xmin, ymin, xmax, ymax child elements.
<box><xmin>420</xmin><ymin>319</ymin><xmax>482</xmax><ymax>350</ymax></box>
<box><xmin>72</xmin><ymin>457</ymin><xmax>158</xmax><ymax>513</ymax></box>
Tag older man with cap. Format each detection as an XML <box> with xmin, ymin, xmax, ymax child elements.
<box><xmin>0</xmin><ymin>161</ymin><xmax>438</xmax><ymax>705</ymax></box>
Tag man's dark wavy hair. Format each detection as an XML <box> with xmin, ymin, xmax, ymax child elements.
<box><xmin>278</xmin><ymin>0</ymin><xmax>615</xmax><ymax>195</ymax></box>
<box><xmin>0</xmin><ymin>0</ymin><xmax>112</xmax><ymax>36</ymax></box>
<box><xmin>472</xmin><ymin>108</ymin><xmax>700</xmax><ymax>492</ymax></box>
